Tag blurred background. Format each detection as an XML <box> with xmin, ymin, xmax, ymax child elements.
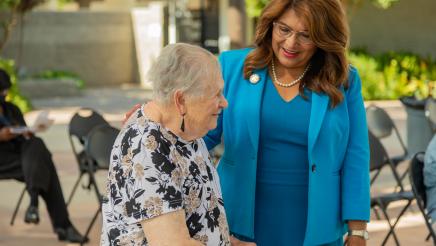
<box><xmin>0</xmin><ymin>0</ymin><xmax>435</xmax><ymax>245</ymax></box>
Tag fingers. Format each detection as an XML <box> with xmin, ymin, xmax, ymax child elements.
<box><xmin>122</xmin><ymin>103</ymin><xmax>141</xmax><ymax>125</ymax></box>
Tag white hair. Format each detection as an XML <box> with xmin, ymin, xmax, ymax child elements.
<box><xmin>148</xmin><ymin>43</ymin><xmax>221</xmax><ymax>105</ymax></box>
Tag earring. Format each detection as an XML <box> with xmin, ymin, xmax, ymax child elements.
<box><xmin>180</xmin><ymin>113</ymin><xmax>186</xmax><ymax>132</ymax></box>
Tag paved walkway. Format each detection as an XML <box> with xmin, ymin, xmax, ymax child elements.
<box><xmin>0</xmin><ymin>85</ymin><xmax>433</xmax><ymax>245</ymax></box>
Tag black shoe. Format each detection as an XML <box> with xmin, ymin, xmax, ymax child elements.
<box><xmin>55</xmin><ymin>225</ymin><xmax>89</xmax><ymax>243</ymax></box>
<box><xmin>24</xmin><ymin>205</ymin><xmax>39</xmax><ymax>224</ymax></box>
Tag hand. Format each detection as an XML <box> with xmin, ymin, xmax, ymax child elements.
<box><xmin>35</xmin><ymin>123</ymin><xmax>48</xmax><ymax>132</ymax></box>
<box><xmin>0</xmin><ymin>127</ymin><xmax>17</xmax><ymax>141</ymax></box>
<box><xmin>345</xmin><ymin>235</ymin><xmax>366</xmax><ymax>246</ymax></box>
<box><xmin>122</xmin><ymin>103</ymin><xmax>141</xmax><ymax>125</ymax></box>
<box><xmin>22</xmin><ymin>130</ymin><xmax>34</xmax><ymax>139</ymax></box>
<box><xmin>230</xmin><ymin>235</ymin><xmax>256</xmax><ymax>246</ymax></box>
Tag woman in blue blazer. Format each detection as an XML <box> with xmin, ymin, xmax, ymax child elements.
<box><xmin>204</xmin><ymin>0</ymin><xmax>370</xmax><ymax>245</ymax></box>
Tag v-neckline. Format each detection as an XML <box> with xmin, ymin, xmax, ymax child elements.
<box><xmin>269</xmin><ymin>77</ymin><xmax>300</xmax><ymax>103</ymax></box>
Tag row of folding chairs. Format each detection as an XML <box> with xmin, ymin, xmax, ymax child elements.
<box><xmin>3</xmin><ymin>108</ymin><xmax>119</xmax><ymax>245</ymax></box>
<box><xmin>66</xmin><ymin>108</ymin><xmax>119</xmax><ymax>245</ymax></box>
<box><xmin>368</xmin><ymin>98</ymin><xmax>436</xmax><ymax>245</ymax></box>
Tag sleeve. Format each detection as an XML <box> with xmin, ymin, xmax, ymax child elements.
<box><xmin>424</xmin><ymin>136</ymin><xmax>436</xmax><ymax>187</ymax></box>
<box><xmin>123</xmin><ymin>134</ymin><xmax>184</xmax><ymax>225</ymax></box>
<box><xmin>11</xmin><ymin>103</ymin><xmax>27</xmax><ymax>126</ymax></box>
<box><xmin>341</xmin><ymin>67</ymin><xmax>371</xmax><ymax>222</ymax></box>
<box><xmin>203</xmin><ymin>53</ymin><xmax>227</xmax><ymax>150</ymax></box>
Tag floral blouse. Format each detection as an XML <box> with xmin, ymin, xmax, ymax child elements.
<box><xmin>101</xmin><ymin>106</ymin><xmax>230</xmax><ymax>246</ymax></box>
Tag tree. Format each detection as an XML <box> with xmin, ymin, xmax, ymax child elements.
<box><xmin>0</xmin><ymin>0</ymin><xmax>45</xmax><ymax>54</ymax></box>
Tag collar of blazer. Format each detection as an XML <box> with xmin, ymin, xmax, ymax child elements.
<box><xmin>243</xmin><ymin>67</ymin><xmax>330</xmax><ymax>156</ymax></box>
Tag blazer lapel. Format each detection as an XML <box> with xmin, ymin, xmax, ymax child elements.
<box><xmin>308</xmin><ymin>92</ymin><xmax>329</xmax><ymax>155</ymax></box>
<box><xmin>245</xmin><ymin>67</ymin><xmax>268</xmax><ymax>152</ymax></box>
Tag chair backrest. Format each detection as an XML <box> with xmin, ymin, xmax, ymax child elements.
<box><xmin>69</xmin><ymin>108</ymin><xmax>109</xmax><ymax>145</ymax></box>
<box><xmin>409</xmin><ymin>152</ymin><xmax>427</xmax><ymax>206</ymax></box>
<box><xmin>409</xmin><ymin>151</ymin><xmax>436</xmax><ymax>242</ymax></box>
<box><xmin>426</xmin><ymin>98</ymin><xmax>436</xmax><ymax>133</ymax></box>
<box><xmin>85</xmin><ymin>125</ymin><xmax>119</xmax><ymax>169</ymax></box>
<box><xmin>366</xmin><ymin>104</ymin><xmax>408</xmax><ymax>156</ymax></box>
<box><xmin>366</xmin><ymin>105</ymin><xmax>395</xmax><ymax>139</ymax></box>
<box><xmin>369</xmin><ymin>131</ymin><xmax>389</xmax><ymax>171</ymax></box>
<box><xmin>369</xmin><ymin>130</ymin><xmax>405</xmax><ymax>191</ymax></box>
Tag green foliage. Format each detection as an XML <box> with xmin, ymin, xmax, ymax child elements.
<box><xmin>246</xmin><ymin>0</ymin><xmax>270</xmax><ymax>18</ymax></box>
<box><xmin>245</xmin><ymin>0</ymin><xmax>400</xmax><ymax>18</ymax></box>
<box><xmin>33</xmin><ymin>70</ymin><xmax>85</xmax><ymax>89</ymax></box>
<box><xmin>372</xmin><ymin>0</ymin><xmax>399</xmax><ymax>9</ymax></box>
<box><xmin>0</xmin><ymin>0</ymin><xmax>20</xmax><ymax>10</ymax></box>
<box><xmin>0</xmin><ymin>58</ymin><xmax>32</xmax><ymax>113</ymax></box>
<box><xmin>349</xmin><ymin>49</ymin><xmax>436</xmax><ymax>100</ymax></box>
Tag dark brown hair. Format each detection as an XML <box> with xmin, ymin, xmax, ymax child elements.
<box><xmin>244</xmin><ymin>0</ymin><xmax>350</xmax><ymax>107</ymax></box>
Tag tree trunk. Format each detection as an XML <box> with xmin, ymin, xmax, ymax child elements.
<box><xmin>0</xmin><ymin>10</ymin><xmax>18</xmax><ymax>55</ymax></box>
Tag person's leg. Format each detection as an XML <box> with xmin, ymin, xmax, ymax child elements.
<box><xmin>21</xmin><ymin>137</ymin><xmax>52</xmax><ymax>193</ymax></box>
<box><xmin>39</xmin><ymin>162</ymin><xmax>70</xmax><ymax>229</ymax></box>
<box><xmin>21</xmin><ymin>137</ymin><xmax>70</xmax><ymax>226</ymax></box>
<box><xmin>21</xmin><ymin>137</ymin><xmax>87</xmax><ymax>242</ymax></box>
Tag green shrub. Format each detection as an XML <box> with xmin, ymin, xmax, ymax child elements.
<box><xmin>0</xmin><ymin>58</ymin><xmax>32</xmax><ymax>113</ymax></box>
<box><xmin>32</xmin><ymin>70</ymin><xmax>85</xmax><ymax>89</ymax></box>
<box><xmin>349</xmin><ymin>49</ymin><xmax>436</xmax><ymax>100</ymax></box>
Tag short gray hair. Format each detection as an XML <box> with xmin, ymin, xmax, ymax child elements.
<box><xmin>148</xmin><ymin>43</ymin><xmax>220</xmax><ymax>105</ymax></box>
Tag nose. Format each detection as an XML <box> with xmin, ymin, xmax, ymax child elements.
<box><xmin>220</xmin><ymin>95</ymin><xmax>228</xmax><ymax>109</ymax></box>
<box><xmin>284</xmin><ymin>33</ymin><xmax>299</xmax><ymax>48</ymax></box>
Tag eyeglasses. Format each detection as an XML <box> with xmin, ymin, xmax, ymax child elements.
<box><xmin>272</xmin><ymin>22</ymin><xmax>313</xmax><ymax>45</ymax></box>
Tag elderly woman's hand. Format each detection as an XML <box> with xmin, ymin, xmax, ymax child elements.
<box><xmin>230</xmin><ymin>235</ymin><xmax>257</xmax><ymax>246</ymax></box>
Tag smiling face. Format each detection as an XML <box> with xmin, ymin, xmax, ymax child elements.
<box><xmin>271</xmin><ymin>8</ymin><xmax>317</xmax><ymax>71</ymax></box>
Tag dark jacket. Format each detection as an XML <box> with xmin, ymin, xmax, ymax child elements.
<box><xmin>0</xmin><ymin>102</ymin><xmax>27</xmax><ymax>179</ymax></box>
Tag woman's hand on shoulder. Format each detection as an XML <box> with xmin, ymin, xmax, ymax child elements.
<box><xmin>122</xmin><ymin>103</ymin><xmax>141</xmax><ymax>125</ymax></box>
<box><xmin>230</xmin><ymin>235</ymin><xmax>256</xmax><ymax>246</ymax></box>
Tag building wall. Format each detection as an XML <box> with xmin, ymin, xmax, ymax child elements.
<box><xmin>2</xmin><ymin>11</ymin><xmax>139</xmax><ymax>86</ymax></box>
<box><xmin>349</xmin><ymin>0</ymin><xmax>436</xmax><ymax>58</ymax></box>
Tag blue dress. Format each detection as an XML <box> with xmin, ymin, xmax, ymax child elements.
<box><xmin>252</xmin><ymin>78</ymin><xmax>343</xmax><ymax>246</ymax></box>
<box><xmin>254</xmin><ymin>77</ymin><xmax>311</xmax><ymax>246</ymax></box>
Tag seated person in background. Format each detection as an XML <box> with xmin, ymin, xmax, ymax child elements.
<box><xmin>0</xmin><ymin>69</ymin><xmax>87</xmax><ymax>243</ymax></box>
<box><xmin>424</xmin><ymin>134</ymin><xmax>436</xmax><ymax>231</ymax></box>
<box><xmin>100</xmin><ymin>43</ymin><xmax>237</xmax><ymax>245</ymax></box>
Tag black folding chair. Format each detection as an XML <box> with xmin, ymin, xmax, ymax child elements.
<box><xmin>425</xmin><ymin>98</ymin><xmax>436</xmax><ymax>133</ymax></box>
<box><xmin>1</xmin><ymin>180</ymin><xmax>26</xmax><ymax>226</ymax></box>
<box><xmin>81</xmin><ymin>124</ymin><xmax>119</xmax><ymax>245</ymax></box>
<box><xmin>369</xmin><ymin>131</ymin><xmax>414</xmax><ymax>245</ymax></box>
<box><xmin>66</xmin><ymin>108</ymin><xmax>109</xmax><ymax>206</ymax></box>
<box><xmin>369</xmin><ymin>131</ymin><xmax>405</xmax><ymax>192</ymax></box>
<box><xmin>367</xmin><ymin>105</ymin><xmax>409</xmax><ymax>188</ymax></box>
<box><xmin>409</xmin><ymin>152</ymin><xmax>436</xmax><ymax>244</ymax></box>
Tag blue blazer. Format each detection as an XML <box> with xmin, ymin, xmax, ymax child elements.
<box><xmin>204</xmin><ymin>48</ymin><xmax>370</xmax><ymax>245</ymax></box>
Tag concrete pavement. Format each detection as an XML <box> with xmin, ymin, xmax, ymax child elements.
<box><xmin>0</xmin><ymin>85</ymin><xmax>433</xmax><ymax>245</ymax></box>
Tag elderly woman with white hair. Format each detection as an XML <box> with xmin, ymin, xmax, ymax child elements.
<box><xmin>100</xmin><ymin>43</ymin><xmax>231</xmax><ymax>246</ymax></box>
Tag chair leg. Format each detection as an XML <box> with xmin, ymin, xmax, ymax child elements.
<box><xmin>380</xmin><ymin>200</ymin><xmax>412</xmax><ymax>246</ymax></box>
<box><xmin>373</xmin><ymin>207</ymin><xmax>382</xmax><ymax>220</ymax></box>
<box><xmin>66</xmin><ymin>172</ymin><xmax>84</xmax><ymax>206</ymax></box>
<box><xmin>81</xmin><ymin>207</ymin><xmax>101</xmax><ymax>246</ymax></box>
<box><xmin>10</xmin><ymin>187</ymin><xmax>26</xmax><ymax>226</ymax></box>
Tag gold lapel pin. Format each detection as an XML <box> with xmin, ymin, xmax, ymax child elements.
<box><xmin>249</xmin><ymin>73</ymin><xmax>260</xmax><ymax>84</ymax></box>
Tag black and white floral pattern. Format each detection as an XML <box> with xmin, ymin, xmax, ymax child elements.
<box><xmin>101</xmin><ymin>105</ymin><xmax>230</xmax><ymax>246</ymax></box>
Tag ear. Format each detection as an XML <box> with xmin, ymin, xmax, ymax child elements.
<box><xmin>173</xmin><ymin>90</ymin><xmax>186</xmax><ymax>115</ymax></box>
